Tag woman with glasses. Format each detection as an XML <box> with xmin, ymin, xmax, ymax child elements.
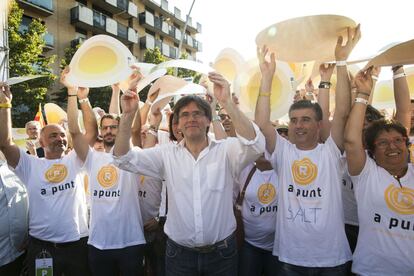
<box><xmin>344</xmin><ymin>68</ymin><xmax>414</xmax><ymax>275</ymax></box>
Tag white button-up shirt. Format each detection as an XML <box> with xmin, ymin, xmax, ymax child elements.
<box><xmin>113</xmin><ymin>124</ymin><xmax>265</xmax><ymax>247</ymax></box>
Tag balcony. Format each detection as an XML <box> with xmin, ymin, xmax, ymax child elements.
<box><xmin>169</xmin><ymin>46</ymin><xmax>177</xmax><ymax>59</ymax></box>
<box><xmin>70</xmin><ymin>5</ymin><xmax>94</xmax><ymax>31</ymax></box>
<box><xmin>70</xmin><ymin>37</ymin><xmax>86</xmax><ymax>48</ymax></box>
<box><xmin>117</xmin><ymin>23</ymin><xmax>128</xmax><ymax>40</ymax></box>
<box><xmin>139</xmin><ymin>11</ymin><xmax>155</xmax><ymax>28</ymax></box>
<box><xmin>128</xmin><ymin>28</ymin><xmax>138</xmax><ymax>43</ymax></box>
<box><xmin>18</xmin><ymin>0</ymin><xmax>53</xmax><ymax>16</ymax></box>
<box><xmin>93</xmin><ymin>10</ymin><xmax>106</xmax><ymax>31</ymax></box>
<box><xmin>140</xmin><ymin>34</ymin><xmax>155</xmax><ymax>50</ymax></box>
<box><xmin>90</xmin><ymin>0</ymin><xmax>128</xmax><ymax>15</ymax></box>
<box><xmin>41</xmin><ymin>32</ymin><xmax>54</xmax><ymax>51</ymax></box>
<box><xmin>162</xmin><ymin>43</ymin><xmax>170</xmax><ymax>57</ymax></box>
<box><xmin>119</xmin><ymin>1</ymin><xmax>138</xmax><ymax>19</ymax></box>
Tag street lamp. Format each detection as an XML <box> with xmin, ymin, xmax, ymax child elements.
<box><xmin>174</xmin><ymin>0</ymin><xmax>195</xmax><ymax>76</ymax></box>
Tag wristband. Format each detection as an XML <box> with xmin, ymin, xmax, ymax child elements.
<box><xmin>78</xmin><ymin>98</ymin><xmax>89</xmax><ymax>104</ymax></box>
<box><xmin>145</xmin><ymin>99</ymin><xmax>153</xmax><ymax>105</ymax></box>
<box><xmin>336</xmin><ymin>60</ymin><xmax>347</xmax><ymax>67</ymax></box>
<box><xmin>259</xmin><ymin>92</ymin><xmax>271</xmax><ymax>97</ymax></box>
<box><xmin>305</xmin><ymin>92</ymin><xmax>314</xmax><ymax>96</ymax></box>
<box><xmin>354</xmin><ymin>97</ymin><xmax>369</xmax><ymax>105</ymax></box>
<box><xmin>357</xmin><ymin>91</ymin><xmax>370</xmax><ymax>97</ymax></box>
<box><xmin>371</xmin><ymin>75</ymin><xmax>379</xmax><ymax>81</ymax></box>
<box><xmin>392</xmin><ymin>65</ymin><xmax>403</xmax><ymax>72</ymax></box>
<box><xmin>212</xmin><ymin>115</ymin><xmax>221</xmax><ymax>122</ymax></box>
<box><xmin>68</xmin><ymin>94</ymin><xmax>77</xmax><ymax>97</ymax></box>
<box><xmin>318</xmin><ymin>81</ymin><xmax>331</xmax><ymax>89</ymax></box>
<box><xmin>393</xmin><ymin>72</ymin><xmax>406</xmax><ymax>80</ymax></box>
<box><xmin>0</xmin><ymin>103</ymin><xmax>12</xmax><ymax>108</ymax></box>
<box><xmin>148</xmin><ymin>129</ymin><xmax>158</xmax><ymax>137</ymax></box>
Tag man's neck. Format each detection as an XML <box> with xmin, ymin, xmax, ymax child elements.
<box><xmin>184</xmin><ymin>136</ymin><xmax>209</xmax><ymax>160</ymax></box>
<box><xmin>105</xmin><ymin>145</ymin><xmax>113</xmax><ymax>153</ymax></box>
<box><xmin>45</xmin><ymin>152</ymin><xmax>65</xmax><ymax>160</ymax></box>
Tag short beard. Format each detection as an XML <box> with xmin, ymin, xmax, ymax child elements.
<box><xmin>104</xmin><ymin>140</ymin><xmax>115</xmax><ymax>148</ymax></box>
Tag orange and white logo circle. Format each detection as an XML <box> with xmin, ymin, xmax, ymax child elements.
<box><xmin>45</xmin><ymin>164</ymin><xmax>68</xmax><ymax>183</ymax></box>
<box><xmin>257</xmin><ymin>183</ymin><xmax>276</xmax><ymax>204</ymax></box>
<box><xmin>97</xmin><ymin>165</ymin><xmax>118</xmax><ymax>188</ymax></box>
<box><xmin>291</xmin><ymin>158</ymin><xmax>318</xmax><ymax>185</ymax></box>
<box><xmin>384</xmin><ymin>184</ymin><xmax>414</xmax><ymax>215</ymax></box>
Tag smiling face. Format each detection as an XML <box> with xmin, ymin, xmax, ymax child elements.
<box><xmin>39</xmin><ymin>124</ymin><xmax>68</xmax><ymax>158</ymax></box>
<box><xmin>288</xmin><ymin>108</ymin><xmax>321</xmax><ymax>150</ymax></box>
<box><xmin>373</xmin><ymin>129</ymin><xmax>409</xmax><ymax>170</ymax></box>
<box><xmin>177</xmin><ymin>101</ymin><xmax>210</xmax><ymax>141</ymax></box>
<box><xmin>100</xmin><ymin>117</ymin><xmax>119</xmax><ymax>148</ymax></box>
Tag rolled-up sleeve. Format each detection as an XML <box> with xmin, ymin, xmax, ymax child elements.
<box><xmin>112</xmin><ymin>146</ymin><xmax>164</xmax><ymax>180</ymax></box>
<box><xmin>228</xmin><ymin>122</ymin><xmax>266</xmax><ymax>176</ymax></box>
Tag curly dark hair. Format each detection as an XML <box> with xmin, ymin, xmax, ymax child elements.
<box><xmin>364</xmin><ymin>119</ymin><xmax>409</xmax><ymax>157</ymax></box>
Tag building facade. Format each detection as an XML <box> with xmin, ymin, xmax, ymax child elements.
<box><xmin>17</xmin><ymin>0</ymin><xmax>202</xmax><ymax>92</ymax></box>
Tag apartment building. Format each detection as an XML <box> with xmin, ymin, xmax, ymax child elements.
<box><xmin>17</xmin><ymin>0</ymin><xmax>202</xmax><ymax>91</ymax></box>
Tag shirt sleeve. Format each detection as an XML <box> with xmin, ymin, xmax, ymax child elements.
<box><xmin>226</xmin><ymin>123</ymin><xmax>265</xmax><ymax>178</ymax></box>
<box><xmin>112</xmin><ymin>146</ymin><xmax>165</xmax><ymax>180</ymax></box>
<box><xmin>349</xmin><ymin>152</ymin><xmax>375</xmax><ymax>194</ymax></box>
<box><xmin>265</xmin><ymin>129</ymin><xmax>289</xmax><ymax>172</ymax></box>
<box><xmin>12</xmin><ymin>148</ymin><xmax>38</xmax><ymax>186</ymax></box>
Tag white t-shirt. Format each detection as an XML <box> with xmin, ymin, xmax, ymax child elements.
<box><xmin>342</xmin><ymin>168</ymin><xmax>359</xmax><ymax>226</ymax></box>
<box><xmin>350</xmin><ymin>155</ymin><xmax>414</xmax><ymax>276</ymax></box>
<box><xmin>113</xmin><ymin>124</ymin><xmax>265</xmax><ymax>247</ymax></box>
<box><xmin>238</xmin><ymin>163</ymin><xmax>277</xmax><ymax>251</ymax></box>
<box><xmin>84</xmin><ymin>149</ymin><xmax>146</xmax><ymax>250</ymax></box>
<box><xmin>267</xmin><ymin>132</ymin><xmax>351</xmax><ymax>267</ymax></box>
<box><xmin>13</xmin><ymin>148</ymin><xmax>88</xmax><ymax>243</ymax></box>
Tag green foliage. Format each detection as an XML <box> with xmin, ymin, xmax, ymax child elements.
<box><xmin>8</xmin><ymin>0</ymin><xmax>56</xmax><ymax>127</ymax></box>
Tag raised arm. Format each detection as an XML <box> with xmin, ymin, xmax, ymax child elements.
<box><xmin>317</xmin><ymin>63</ymin><xmax>335</xmax><ymax>141</ymax></box>
<box><xmin>208</xmin><ymin>72</ymin><xmax>256</xmax><ymax>140</ymax></box>
<box><xmin>332</xmin><ymin>25</ymin><xmax>361</xmax><ymax>150</ymax></box>
<box><xmin>0</xmin><ymin>83</ymin><xmax>20</xmax><ymax>168</ymax></box>
<box><xmin>344</xmin><ymin>68</ymin><xmax>373</xmax><ymax>175</ymax></box>
<box><xmin>254</xmin><ymin>45</ymin><xmax>277</xmax><ymax>153</ymax></box>
<box><xmin>108</xmin><ymin>83</ymin><xmax>121</xmax><ymax>115</ymax></box>
<box><xmin>392</xmin><ymin>66</ymin><xmax>411</xmax><ymax>132</ymax></box>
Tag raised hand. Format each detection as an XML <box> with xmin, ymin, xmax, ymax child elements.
<box><xmin>208</xmin><ymin>72</ymin><xmax>231</xmax><ymax>105</ymax></box>
<box><xmin>120</xmin><ymin>90</ymin><xmax>139</xmax><ymax>115</ymax></box>
<box><xmin>319</xmin><ymin>63</ymin><xmax>336</xmax><ymax>81</ymax></box>
<box><xmin>127</xmin><ymin>66</ymin><xmax>143</xmax><ymax>91</ymax></box>
<box><xmin>257</xmin><ymin>45</ymin><xmax>276</xmax><ymax>80</ymax></box>
<box><xmin>0</xmin><ymin>82</ymin><xmax>12</xmax><ymax>103</ymax></box>
<box><xmin>335</xmin><ymin>24</ymin><xmax>361</xmax><ymax>61</ymax></box>
<box><xmin>354</xmin><ymin>67</ymin><xmax>374</xmax><ymax>94</ymax></box>
<box><xmin>305</xmin><ymin>78</ymin><xmax>314</xmax><ymax>92</ymax></box>
<box><xmin>60</xmin><ymin>67</ymin><xmax>76</xmax><ymax>91</ymax></box>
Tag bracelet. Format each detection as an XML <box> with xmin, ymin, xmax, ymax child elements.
<box><xmin>318</xmin><ymin>81</ymin><xmax>331</xmax><ymax>89</ymax></box>
<box><xmin>354</xmin><ymin>97</ymin><xmax>369</xmax><ymax>105</ymax></box>
<box><xmin>0</xmin><ymin>102</ymin><xmax>12</xmax><ymax>108</ymax></box>
<box><xmin>372</xmin><ymin>75</ymin><xmax>379</xmax><ymax>81</ymax></box>
<box><xmin>259</xmin><ymin>92</ymin><xmax>271</xmax><ymax>97</ymax></box>
<box><xmin>305</xmin><ymin>92</ymin><xmax>314</xmax><ymax>96</ymax></box>
<box><xmin>68</xmin><ymin>94</ymin><xmax>77</xmax><ymax>97</ymax></box>
<box><xmin>148</xmin><ymin>129</ymin><xmax>158</xmax><ymax>137</ymax></box>
<box><xmin>145</xmin><ymin>99</ymin><xmax>153</xmax><ymax>105</ymax></box>
<box><xmin>357</xmin><ymin>91</ymin><xmax>370</xmax><ymax>97</ymax></box>
<box><xmin>336</xmin><ymin>60</ymin><xmax>347</xmax><ymax>67</ymax></box>
<box><xmin>212</xmin><ymin>115</ymin><xmax>221</xmax><ymax>122</ymax></box>
<box><xmin>393</xmin><ymin>72</ymin><xmax>406</xmax><ymax>80</ymax></box>
<box><xmin>392</xmin><ymin>65</ymin><xmax>403</xmax><ymax>72</ymax></box>
<box><xmin>78</xmin><ymin>98</ymin><xmax>89</xmax><ymax>104</ymax></box>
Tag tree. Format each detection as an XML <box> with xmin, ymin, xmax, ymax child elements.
<box><xmin>8</xmin><ymin>0</ymin><xmax>56</xmax><ymax>127</ymax></box>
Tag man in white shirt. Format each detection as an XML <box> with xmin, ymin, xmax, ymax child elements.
<box><xmin>65</xmin><ymin>68</ymin><xmax>147</xmax><ymax>275</ymax></box>
<box><xmin>254</xmin><ymin>26</ymin><xmax>360</xmax><ymax>274</ymax></box>
<box><xmin>112</xmin><ymin>72</ymin><xmax>265</xmax><ymax>276</ymax></box>
<box><xmin>0</xmin><ymin>82</ymin><xmax>95</xmax><ymax>275</ymax></box>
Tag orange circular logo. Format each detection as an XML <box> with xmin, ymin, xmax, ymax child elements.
<box><xmin>44</xmin><ymin>164</ymin><xmax>68</xmax><ymax>183</ymax></box>
<box><xmin>384</xmin><ymin>184</ymin><xmax>414</xmax><ymax>215</ymax></box>
<box><xmin>257</xmin><ymin>183</ymin><xmax>276</xmax><ymax>204</ymax></box>
<box><xmin>291</xmin><ymin>158</ymin><xmax>318</xmax><ymax>185</ymax></box>
<box><xmin>97</xmin><ymin>165</ymin><xmax>118</xmax><ymax>188</ymax></box>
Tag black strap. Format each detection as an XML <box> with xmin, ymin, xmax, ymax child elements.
<box><xmin>236</xmin><ymin>166</ymin><xmax>257</xmax><ymax>206</ymax></box>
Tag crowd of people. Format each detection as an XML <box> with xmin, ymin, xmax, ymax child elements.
<box><xmin>0</xmin><ymin>24</ymin><xmax>413</xmax><ymax>276</ymax></box>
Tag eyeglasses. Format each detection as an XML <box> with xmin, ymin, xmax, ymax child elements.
<box><xmin>219</xmin><ymin>114</ymin><xmax>231</xmax><ymax>121</ymax></box>
<box><xmin>178</xmin><ymin>111</ymin><xmax>205</xmax><ymax>120</ymax></box>
<box><xmin>374</xmin><ymin>137</ymin><xmax>407</xmax><ymax>149</ymax></box>
<box><xmin>101</xmin><ymin>125</ymin><xmax>118</xmax><ymax>131</ymax></box>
